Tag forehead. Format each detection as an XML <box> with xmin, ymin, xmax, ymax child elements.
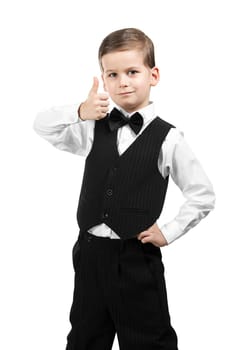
<box><xmin>101</xmin><ymin>49</ymin><xmax>145</xmax><ymax>71</ymax></box>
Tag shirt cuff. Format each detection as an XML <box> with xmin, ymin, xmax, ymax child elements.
<box><xmin>160</xmin><ymin>221</ymin><xmax>183</xmax><ymax>245</ymax></box>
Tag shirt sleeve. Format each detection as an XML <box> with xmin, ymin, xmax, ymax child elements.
<box><xmin>157</xmin><ymin>127</ymin><xmax>216</xmax><ymax>244</ymax></box>
<box><xmin>33</xmin><ymin>104</ymin><xmax>94</xmax><ymax>157</ymax></box>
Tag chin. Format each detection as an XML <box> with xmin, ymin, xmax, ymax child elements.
<box><xmin>120</xmin><ymin>101</ymin><xmax>138</xmax><ymax>112</ymax></box>
<box><xmin>122</xmin><ymin>106</ymin><xmax>137</xmax><ymax>113</ymax></box>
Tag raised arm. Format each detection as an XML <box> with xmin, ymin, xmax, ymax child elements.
<box><xmin>33</xmin><ymin>77</ymin><xmax>109</xmax><ymax>156</ymax></box>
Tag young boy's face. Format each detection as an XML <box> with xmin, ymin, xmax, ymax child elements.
<box><xmin>101</xmin><ymin>49</ymin><xmax>159</xmax><ymax>113</ymax></box>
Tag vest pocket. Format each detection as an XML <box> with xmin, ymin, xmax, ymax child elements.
<box><xmin>120</xmin><ymin>207</ymin><xmax>149</xmax><ymax>215</ymax></box>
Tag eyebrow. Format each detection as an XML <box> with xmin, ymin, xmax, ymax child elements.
<box><xmin>105</xmin><ymin>69</ymin><xmax>116</xmax><ymax>73</ymax></box>
<box><xmin>104</xmin><ymin>66</ymin><xmax>141</xmax><ymax>73</ymax></box>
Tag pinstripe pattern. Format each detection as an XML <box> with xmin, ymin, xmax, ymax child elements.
<box><xmin>76</xmin><ymin>116</ymin><xmax>174</xmax><ymax>239</ymax></box>
<box><xmin>66</xmin><ymin>231</ymin><xmax>178</xmax><ymax>350</ymax></box>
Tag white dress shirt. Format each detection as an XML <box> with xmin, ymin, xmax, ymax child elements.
<box><xmin>33</xmin><ymin>102</ymin><xmax>215</xmax><ymax>244</ymax></box>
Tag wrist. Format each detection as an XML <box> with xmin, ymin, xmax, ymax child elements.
<box><xmin>78</xmin><ymin>103</ymin><xmax>86</xmax><ymax>121</ymax></box>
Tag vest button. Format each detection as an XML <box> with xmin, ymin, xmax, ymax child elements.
<box><xmin>106</xmin><ymin>189</ymin><xmax>113</xmax><ymax>196</ymax></box>
<box><xmin>103</xmin><ymin>212</ymin><xmax>109</xmax><ymax>218</ymax></box>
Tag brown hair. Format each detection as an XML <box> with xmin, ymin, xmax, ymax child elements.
<box><xmin>98</xmin><ymin>28</ymin><xmax>155</xmax><ymax>70</ymax></box>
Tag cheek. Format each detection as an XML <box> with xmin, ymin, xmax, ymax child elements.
<box><xmin>105</xmin><ymin>82</ymin><xmax>115</xmax><ymax>93</ymax></box>
<box><xmin>102</xmin><ymin>79</ymin><xmax>108</xmax><ymax>92</ymax></box>
<box><xmin>136</xmin><ymin>76</ymin><xmax>149</xmax><ymax>88</ymax></box>
<box><xmin>102</xmin><ymin>76</ymin><xmax>113</xmax><ymax>92</ymax></box>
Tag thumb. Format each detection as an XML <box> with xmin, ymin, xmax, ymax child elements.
<box><xmin>89</xmin><ymin>76</ymin><xmax>99</xmax><ymax>95</ymax></box>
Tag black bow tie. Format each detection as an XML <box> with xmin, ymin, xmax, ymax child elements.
<box><xmin>108</xmin><ymin>108</ymin><xmax>144</xmax><ymax>135</ymax></box>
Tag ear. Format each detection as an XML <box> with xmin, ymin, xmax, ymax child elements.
<box><xmin>150</xmin><ymin>66</ymin><xmax>160</xmax><ymax>86</ymax></box>
<box><xmin>101</xmin><ymin>73</ymin><xmax>108</xmax><ymax>92</ymax></box>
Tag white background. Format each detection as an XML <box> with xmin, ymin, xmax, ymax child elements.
<box><xmin>0</xmin><ymin>0</ymin><xmax>246</xmax><ymax>349</ymax></box>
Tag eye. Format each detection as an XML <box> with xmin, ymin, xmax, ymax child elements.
<box><xmin>108</xmin><ymin>72</ymin><xmax>117</xmax><ymax>78</ymax></box>
<box><xmin>128</xmin><ymin>70</ymin><xmax>138</xmax><ymax>75</ymax></box>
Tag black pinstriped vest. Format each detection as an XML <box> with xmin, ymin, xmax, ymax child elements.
<box><xmin>76</xmin><ymin>114</ymin><xmax>174</xmax><ymax>239</ymax></box>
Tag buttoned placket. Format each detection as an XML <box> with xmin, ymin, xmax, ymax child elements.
<box><xmin>102</xmin><ymin>163</ymin><xmax>118</xmax><ymax>222</ymax></box>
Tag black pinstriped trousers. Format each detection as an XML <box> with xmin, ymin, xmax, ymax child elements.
<box><xmin>66</xmin><ymin>231</ymin><xmax>178</xmax><ymax>350</ymax></box>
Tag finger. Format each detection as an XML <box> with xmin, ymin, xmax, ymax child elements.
<box><xmin>99</xmin><ymin>108</ymin><xmax>109</xmax><ymax>115</ymax></box>
<box><xmin>95</xmin><ymin>105</ymin><xmax>109</xmax><ymax>113</ymax></box>
<box><xmin>137</xmin><ymin>232</ymin><xmax>143</xmax><ymax>240</ymax></box>
<box><xmin>98</xmin><ymin>93</ymin><xmax>109</xmax><ymax>101</ymax></box>
<box><xmin>137</xmin><ymin>232</ymin><xmax>142</xmax><ymax>240</ymax></box>
<box><xmin>137</xmin><ymin>231</ymin><xmax>149</xmax><ymax>240</ymax></box>
<box><xmin>99</xmin><ymin>100</ymin><xmax>110</xmax><ymax>107</ymax></box>
<box><xmin>94</xmin><ymin>108</ymin><xmax>108</xmax><ymax>118</ymax></box>
<box><xmin>89</xmin><ymin>76</ymin><xmax>99</xmax><ymax>95</ymax></box>
<box><xmin>96</xmin><ymin>111</ymin><xmax>108</xmax><ymax>120</ymax></box>
<box><xmin>141</xmin><ymin>236</ymin><xmax>151</xmax><ymax>244</ymax></box>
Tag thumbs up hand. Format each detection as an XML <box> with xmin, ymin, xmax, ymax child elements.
<box><xmin>78</xmin><ymin>77</ymin><xmax>110</xmax><ymax>121</ymax></box>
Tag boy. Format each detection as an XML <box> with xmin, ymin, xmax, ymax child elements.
<box><xmin>33</xmin><ymin>28</ymin><xmax>215</xmax><ymax>350</ymax></box>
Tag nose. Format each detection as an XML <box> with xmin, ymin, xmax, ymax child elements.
<box><xmin>119</xmin><ymin>74</ymin><xmax>129</xmax><ymax>87</ymax></box>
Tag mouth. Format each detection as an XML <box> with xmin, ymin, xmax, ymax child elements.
<box><xmin>118</xmin><ymin>91</ymin><xmax>134</xmax><ymax>96</ymax></box>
